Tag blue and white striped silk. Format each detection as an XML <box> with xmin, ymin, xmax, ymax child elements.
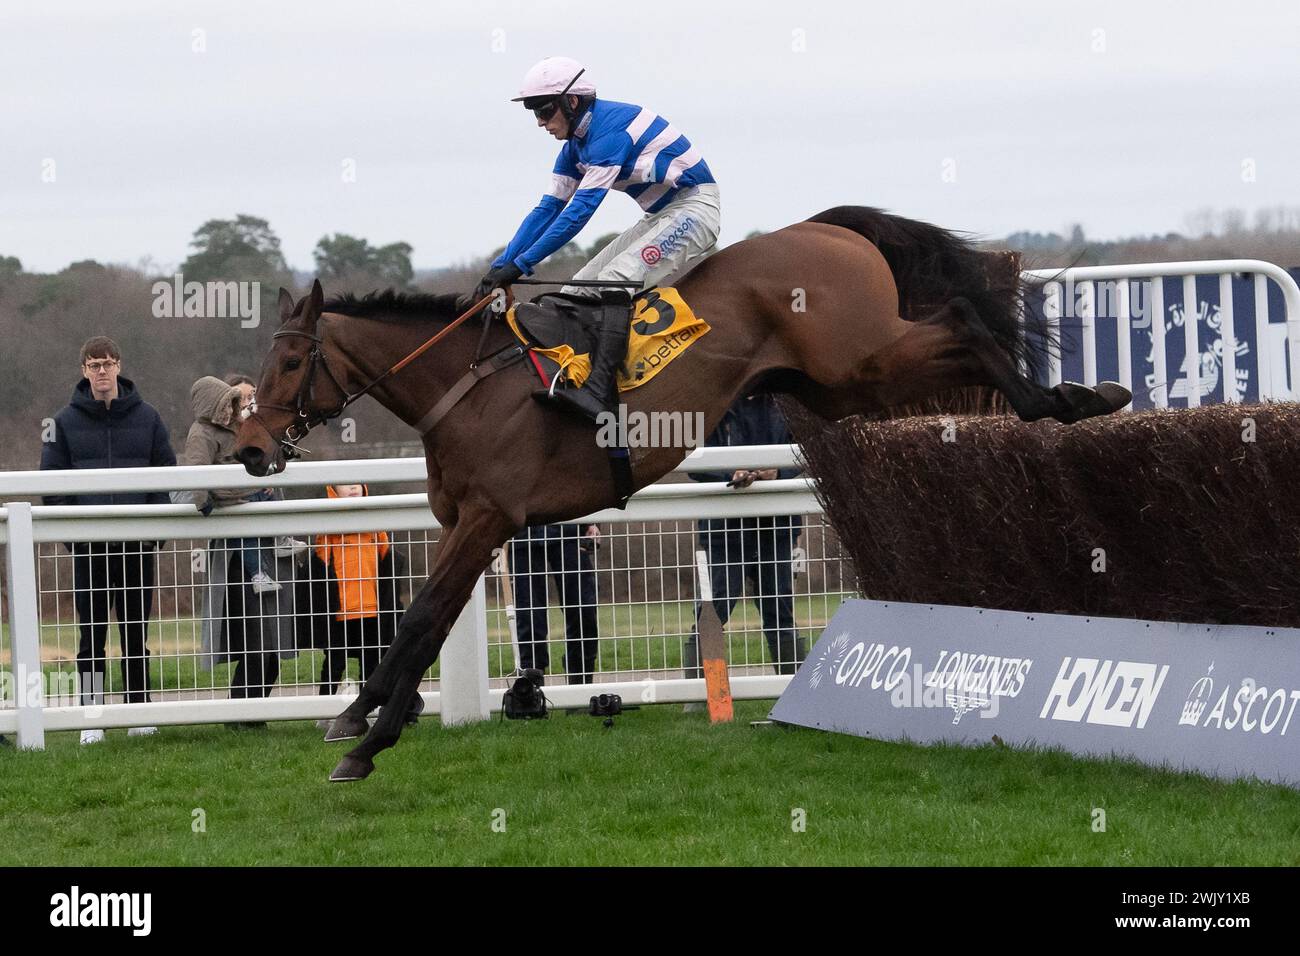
<box><xmin>493</xmin><ymin>99</ymin><xmax>716</xmax><ymax>275</ymax></box>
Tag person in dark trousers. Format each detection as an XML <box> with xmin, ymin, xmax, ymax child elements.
<box><xmin>173</xmin><ymin>375</ymin><xmax>300</xmax><ymax>723</ymax></box>
<box><xmin>39</xmin><ymin>336</ymin><xmax>176</xmax><ymax>744</ymax></box>
<box><xmin>509</xmin><ymin>523</ymin><xmax>600</xmax><ymax>683</ymax></box>
<box><xmin>307</xmin><ymin>484</ymin><xmax>405</xmax><ymax>694</ymax></box>
<box><xmin>684</xmin><ymin>392</ymin><xmax>806</xmax><ymax>678</ymax></box>
<box><xmin>299</xmin><ymin>483</ymin><xmax>422</xmax><ymax>727</ymax></box>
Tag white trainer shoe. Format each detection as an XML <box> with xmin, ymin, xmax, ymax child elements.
<box><xmin>80</xmin><ymin>728</ymin><xmax>105</xmax><ymax>745</ymax></box>
<box><xmin>250</xmin><ymin>571</ymin><xmax>282</xmax><ymax>593</ymax></box>
<box><xmin>274</xmin><ymin>536</ymin><xmax>308</xmax><ymax>558</ymax></box>
<box><xmin>127</xmin><ymin>726</ymin><xmax>158</xmax><ymax>737</ymax></box>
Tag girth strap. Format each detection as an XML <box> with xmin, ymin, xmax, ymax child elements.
<box><xmin>414</xmin><ymin>344</ymin><xmax>527</xmax><ymax>435</ymax></box>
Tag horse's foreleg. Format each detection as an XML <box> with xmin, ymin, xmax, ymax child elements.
<box><xmin>328</xmin><ymin>504</ymin><xmax>514</xmax><ymax>782</ymax></box>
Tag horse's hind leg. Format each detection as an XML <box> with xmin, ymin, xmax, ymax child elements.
<box><xmin>327</xmin><ymin>503</ymin><xmax>514</xmax><ymax>782</ymax></box>
<box><xmin>320</xmin><ymin>571</ymin><xmax>438</xmax><ymax>744</ymax></box>
<box><xmin>939</xmin><ymin>298</ymin><xmax>1130</xmax><ymax>423</ymax></box>
<box><xmin>858</xmin><ymin>298</ymin><xmax>1129</xmax><ymax>422</ymax></box>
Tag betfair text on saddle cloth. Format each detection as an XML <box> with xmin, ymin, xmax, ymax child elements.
<box><xmin>466</xmin><ymin>56</ymin><xmax>721</xmax><ymax>423</ymax></box>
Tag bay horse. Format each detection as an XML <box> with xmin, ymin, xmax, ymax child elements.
<box><xmin>234</xmin><ymin>206</ymin><xmax>1129</xmax><ymax>781</ymax></box>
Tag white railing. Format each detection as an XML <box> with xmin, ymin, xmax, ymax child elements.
<box><xmin>1020</xmin><ymin>259</ymin><xmax>1300</xmax><ymax>407</ymax></box>
<box><xmin>1</xmin><ymin>446</ymin><xmax>852</xmax><ymax>750</ymax></box>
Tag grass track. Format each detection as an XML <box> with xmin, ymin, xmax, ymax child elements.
<box><xmin>3</xmin><ymin>701</ymin><xmax>1299</xmax><ymax>866</ymax></box>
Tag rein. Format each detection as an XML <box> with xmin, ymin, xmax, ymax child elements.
<box><xmin>248</xmin><ymin>290</ymin><xmax>500</xmax><ymax>461</ymax></box>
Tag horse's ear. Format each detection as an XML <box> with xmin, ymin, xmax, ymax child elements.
<box><xmin>302</xmin><ymin>279</ymin><xmax>325</xmax><ymax>325</ymax></box>
<box><xmin>277</xmin><ymin>288</ymin><xmax>295</xmax><ymax>324</ymax></box>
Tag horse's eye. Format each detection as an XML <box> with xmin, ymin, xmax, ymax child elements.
<box><xmin>285</xmin><ymin>358</ymin><xmax>301</xmax><ymax>371</ymax></box>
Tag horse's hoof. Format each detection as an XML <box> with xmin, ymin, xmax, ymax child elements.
<box><xmin>403</xmin><ymin>691</ymin><xmax>426</xmax><ymax>727</ymax></box>
<box><xmin>1053</xmin><ymin>381</ymin><xmax>1129</xmax><ymax>423</ymax></box>
<box><xmin>329</xmin><ymin>753</ymin><xmax>374</xmax><ymax>783</ymax></box>
<box><xmin>323</xmin><ymin>713</ymin><xmax>369</xmax><ymax>742</ymax></box>
<box><xmin>1094</xmin><ymin>380</ymin><xmax>1132</xmax><ymax>412</ymax></box>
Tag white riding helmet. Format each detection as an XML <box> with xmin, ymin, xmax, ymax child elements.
<box><xmin>511</xmin><ymin>56</ymin><xmax>597</xmax><ymax>103</ymax></box>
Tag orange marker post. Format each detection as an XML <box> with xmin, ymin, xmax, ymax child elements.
<box><xmin>695</xmin><ymin>550</ymin><xmax>734</xmax><ymax>723</ymax></box>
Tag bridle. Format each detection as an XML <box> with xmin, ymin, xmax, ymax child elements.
<box><xmin>244</xmin><ymin>291</ymin><xmax>497</xmax><ymax>468</ymax></box>
<box><xmin>245</xmin><ymin>328</ymin><xmax>350</xmax><ymax>462</ymax></box>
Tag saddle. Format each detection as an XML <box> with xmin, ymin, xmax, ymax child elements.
<box><xmin>510</xmin><ymin>291</ymin><xmax>627</xmax><ymax>392</ymax></box>
<box><xmin>501</xmin><ymin>286</ymin><xmax>713</xmax><ymax>508</ymax></box>
<box><xmin>505</xmin><ymin>287</ymin><xmax>710</xmax><ymax>394</ymax></box>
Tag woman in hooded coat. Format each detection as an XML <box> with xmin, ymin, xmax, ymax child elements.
<box><xmin>172</xmin><ymin>376</ymin><xmax>302</xmax><ymax>710</ymax></box>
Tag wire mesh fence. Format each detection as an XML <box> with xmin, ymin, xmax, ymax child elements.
<box><xmin>2</xmin><ymin>456</ymin><xmax>856</xmax><ymax>736</ymax></box>
<box><xmin>15</xmin><ymin>512</ymin><xmax>853</xmax><ymax>710</ymax></box>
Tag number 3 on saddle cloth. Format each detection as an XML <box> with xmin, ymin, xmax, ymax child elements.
<box><xmin>504</xmin><ymin>287</ymin><xmax>711</xmax><ymax>396</ymax></box>
<box><xmin>504</xmin><ymin>287</ymin><xmax>711</xmax><ymax>507</ymax></box>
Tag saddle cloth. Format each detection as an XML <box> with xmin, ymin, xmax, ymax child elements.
<box><xmin>505</xmin><ymin>287</ymin><xmax>710</xmax><ymax>392</ymax></box>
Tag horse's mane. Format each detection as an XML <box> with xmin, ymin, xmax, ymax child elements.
<box><xmin>323</xmin><ymin>289</ymin><xmax>463</xmax><ymax>323</ymax></box>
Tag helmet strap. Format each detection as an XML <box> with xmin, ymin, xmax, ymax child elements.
<box><xmin>553</xmin><ymin>68</ymin><xmax>586</xmax><ymax>139</ymax></box>
<box><xmin>561</xmin><ymin>95</ymin><xmax>595</xmax><ymax>139</ymax></box>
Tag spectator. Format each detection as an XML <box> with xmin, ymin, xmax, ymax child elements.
<box><xmin>222</xmin><ymin>373</ymin><xmax>305</xmax><ymax>573</ymax></box>
<box><xmin>40</xmin><ymin>336</ymin><xmax>176</xmax><ymax>745</ymax></box>
<box><xmin>508</xmin><ymin>523</ymin><xmax>601</xmax><ymax>684</ymax></box>
<box><xmin>683</xmin><ymin>393</ymin><xmax>807</xmax><ymax>682</ymax></box>
<box><xmin>304</xmin><ymin>484</ymin><xmax>418</xmax><ymax>726</ymax></box>
<box><xmin>173</xmin><ymin>375</ymin><xmax>301</xmax><ymax>722</ymax></box>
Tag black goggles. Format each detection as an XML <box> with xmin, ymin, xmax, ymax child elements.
<box><xmin>531</xmin><ymin>100</ymin><xmax>560</xmax><ymax>121</ymax></box>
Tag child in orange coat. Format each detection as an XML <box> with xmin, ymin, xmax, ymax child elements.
<box><xmin>308</xmin><ymin>484</ymin><xmax>405</xmax><ymax>695</ymax></box>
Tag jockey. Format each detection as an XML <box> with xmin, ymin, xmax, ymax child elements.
<box><xmin>471</xmin><ymin>56</ymin><xmax>722</xmax><ymax>422</ymax></box>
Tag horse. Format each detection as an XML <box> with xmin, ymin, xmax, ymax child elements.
<box><xmin>234</xmin><ymin>206</ymin><xmax>1129</xmax><ymax>781</ymax></box>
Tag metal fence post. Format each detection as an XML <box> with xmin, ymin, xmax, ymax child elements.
<box><xmin>5</xmin><ymin>502</ymin><xmax>45</xmax><ymax>750</ymax></box>
<box><xmin>440</xmin><ymin>574</ymin><xmax>489</xmax><ymax>725</ymax></box>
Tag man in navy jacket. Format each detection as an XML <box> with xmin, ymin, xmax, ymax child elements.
<box><xmin>40</xmin><ymin>337</ymin><xmax>175</xmax><ymax>742</ymax></box>
<box><xmin>685</xmin><ymin>393</ymin><xmax>806</xmax><ymax>677</ymax></box>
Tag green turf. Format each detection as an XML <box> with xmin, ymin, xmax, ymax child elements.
<box><xmin>2</xmin><ymin>700</ymin><xmax>1298</xmax><ymax>866</ymax></box>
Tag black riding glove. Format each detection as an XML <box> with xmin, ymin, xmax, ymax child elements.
<box><xmin>459</xmin><ymin>262</ymin><xmax>523</xmax><ymax>314</ymax></box>
<box><xmin>474</xmin><ymin>262</ymin><xmax>523</xmax><ymax>302</ymax></box>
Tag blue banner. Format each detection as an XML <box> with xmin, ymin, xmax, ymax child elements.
<box><xmin>1022</xmin><ymin>268</ymin><xmax>1298</xmax><ymax>408</ymax></box>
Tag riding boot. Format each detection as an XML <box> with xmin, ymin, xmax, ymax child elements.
<box><xmin>539</xmin><ymin>290</ymin><xmax>632</xmax><ymax>423</ymax></box>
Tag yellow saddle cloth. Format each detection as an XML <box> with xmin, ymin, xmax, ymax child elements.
<box><xmin>505</xmin><ymin>287</ymin><xmax>710</xmax><ymax>392</ymax></box>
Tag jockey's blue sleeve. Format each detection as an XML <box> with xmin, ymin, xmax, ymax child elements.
<box><xmin>510</xmin><ymin>135</ymin><xmax>627</xmax><ymax>274</ymax></box>
<box><xmin>492</xmin><ymin>195</ymin><xmax>566</xmax><ymax>270</ymax></box>
<box><xmin>513</xmin><ymin>188</ymin><xmax>609</xmax><ymax>273</ymax></box>
<box><xmin>493</xmin><ymin>141</ymin><xmax>584</xmax><ymax>272</ymax></box>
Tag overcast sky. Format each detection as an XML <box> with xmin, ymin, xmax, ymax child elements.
<box><xmin>3</xmin><ymin>0</ymin><xmax>1298</xmax><ymax>274</ymax></box>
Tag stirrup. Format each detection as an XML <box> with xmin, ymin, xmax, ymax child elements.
<box><xmin>548</xmin><ymin>384</ymin><xmax>611</xmax><ymax>423</ymax></box>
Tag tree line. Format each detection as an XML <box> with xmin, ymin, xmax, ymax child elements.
<box><xmin>0</xmin><ymin>216</ymin><xmax>621</xmax><ymax>473</ymax></box>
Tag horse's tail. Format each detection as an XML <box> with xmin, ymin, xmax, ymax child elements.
<box><xmin>806</xmin><ymin>205</ymin><xmax>1048</xmax><ymax>374</ymax></box>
